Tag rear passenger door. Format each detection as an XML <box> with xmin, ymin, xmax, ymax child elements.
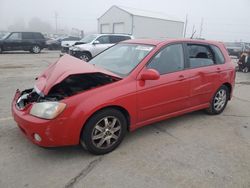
<box><xmin>22</xmin><ymin>32</ymin><xmax>33</xmax><ymax>50</ymax></box>
<box><xmin>184</xmin><ymin>43</ymin><xmax>222</xmax><ymax>106</ymax></box>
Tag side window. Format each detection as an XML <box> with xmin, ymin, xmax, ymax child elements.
<box><xmin>33</xmin><ymin>33</ymin><xmax>44</xmax><ymax>39</ymax></box>
<box><xmin>187</xmin><ymin>44</ymin><xmax>215</xmax><ymax>68</ymax></box>
<box><xmin>147</xmin><ymin>44</ymin><xmax>184</xmax><ymax>75</ymax></box>
<box><xmin>22</xmin><ymin>33</ymin><xmax>33</xmax><ymax>39</ymax></box>
<box><xmin>96</xmin><ymin>36</ymin><xmax>110</xmax><ymax>44</ymax></box>
<box><xmin>7</xmin><ymin>33</ymin><xmax>21</xmax><ymax>40</ymax></box>
<box><xmin>62</xmin><ymin>37</ymin><xmax>78</xmax><ymax>41</ymax></box>
<box><xmin>110</xmin><ymin>36</ymin><xmax>131</xmax><ymax>43</ymax></box>
<box><xmin>210</xmin><ymin>45</ymin><xmax>225</xmax><ymax>64</ymax></box>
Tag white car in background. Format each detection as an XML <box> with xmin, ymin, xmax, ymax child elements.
<box><xmin>61</xmin><ymin>37</ymin><xmax>82</xmax><ymax>52</ymax></box>
<box><xmin>67</xmin><ymin>34</ymin><xmax>133</xmax><ymax>61</ymax></box>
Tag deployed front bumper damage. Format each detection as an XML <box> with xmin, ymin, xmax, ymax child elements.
<box><xmin>11</xmin><ymin>89</ymin><xmax>73</xmax><ymax>147</ymax></box>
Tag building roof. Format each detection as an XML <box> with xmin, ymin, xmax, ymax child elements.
<box><xmin>99</xmin><ymin>5</ymin><xmax>184</xmax><ymax>23</ymax></box>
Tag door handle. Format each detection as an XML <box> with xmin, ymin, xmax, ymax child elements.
<box><xmin>216</xmin><ymin>68</ymin><xmax>222</xmax><ymax>73</ymax></box>
<box><xmin>178</xmin><ymin>75</ymin><xmax>185</xmax><ymax>81</ymax></box>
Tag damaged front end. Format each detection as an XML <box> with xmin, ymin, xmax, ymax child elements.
<box><xmin>16</xmin><ymin>88</ymin><xmax>62</xmax><ymax>110</ymax></box>
<box><xmin>16</xmin><ymin>72</ymin><xmax>120</xmax><ymax>111</ymax></box>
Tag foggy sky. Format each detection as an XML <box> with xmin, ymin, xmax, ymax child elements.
<box><xmin>0</xmin><ymin>0</ymin><xmax>249</xmax><ymax>42</ymax></box>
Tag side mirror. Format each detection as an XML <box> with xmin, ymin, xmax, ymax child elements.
<box><xmin>140</xmin><ymin>69</ymin><xmax>160</xmax><ymax>81</ymax></box>
<box><xmin>93</xmin><ymin>40</ymin><xmax>100</xmax><ymax>45</ymax></box>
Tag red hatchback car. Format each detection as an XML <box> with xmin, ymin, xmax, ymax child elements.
<box><xmin>12</xmin><ymin>39</ymin><xmax>235</xmax><ymax>155</ymax></box>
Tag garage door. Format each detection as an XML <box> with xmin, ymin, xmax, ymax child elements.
<box><xmin>100</xmin><ymin>24</ymin><xmax>111</xmax><ymax>33</ymax></box>
<box><xmin>113</xmin><ymin>22</ymin><xmax>125</xmax><ymax>34</ymax></box>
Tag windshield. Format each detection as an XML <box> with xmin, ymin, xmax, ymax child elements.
<box><xmin>1</xmin><ymin>32</ymin><xmax>10</xmax><ymax>39</ymax></box>
<box><xmin>89</xmin><ymin>43</ymin><xmax>154</xmax><ymax>77</ymax></box>
<box><xmin>80</xmin><ymin>34</ymin><xmax>98</xmax><ymax>43</ymax></box>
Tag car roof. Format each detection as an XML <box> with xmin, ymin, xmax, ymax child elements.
<box><xmin>96</xmin><ymin>33</ymin><xmax>133</xmax><ymax>37</ymax></box>
<box><xmin>121</xmin><ymin>39</ymin><xmax>162</xmax><ymax>45</ymax></box>
<box><xmin>10</xmin><ymin>31</ymin><xmax>42</xmax><ymax>34</ymax></box>
<box><xmin>122</xmin><ymin>38</ymin><xmax>224</xmax><ymax>46</ymax></box>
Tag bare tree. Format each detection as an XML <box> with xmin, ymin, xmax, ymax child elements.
<box><xmin>8</xmin><ymin>18</ymin><xmax>26</xmax><ymax>31</ymax></box>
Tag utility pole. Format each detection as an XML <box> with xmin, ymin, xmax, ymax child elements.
<box><xmin>55</xmin><ymin>12</ymin><xmax>58</xmax><ymax>34</ymax></box>
<box><xmin>199</xmin><ymin>18</ymin><xmax>204</xmax><ymax>38</ymax></box>
<box><xmin>184</xmin><ymin>14</ymin><xmax>188</xmax><ymax>38</ymax></box>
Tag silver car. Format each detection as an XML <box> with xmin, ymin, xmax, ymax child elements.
<box><xmin>68</xmin><ymin>34</ymin><xmax>133</xmax><ymax>61</ymax></box>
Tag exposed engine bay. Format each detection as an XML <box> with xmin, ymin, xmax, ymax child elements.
<box><xmin>16</xmin><ymin>73</ymin><xmax>120</xmax><ymax>110</ymax></box>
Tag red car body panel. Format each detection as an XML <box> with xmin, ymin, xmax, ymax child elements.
<box><xmin>12</xmin><ymin>39</ymin><xmax>236</xmax><ymax>147</ymax></box>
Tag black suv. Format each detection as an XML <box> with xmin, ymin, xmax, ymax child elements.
<box><xmin>0</xmin><ymin>32</ymin><xmax>46</xmax><ymax>53</ymax></box>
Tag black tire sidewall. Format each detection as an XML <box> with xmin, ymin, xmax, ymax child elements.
<box><xmin>81</xmin><ymin>109</ymin><xmax>127</xmax><ymax>155</ymax></box>
<box><xmin>210</xmin><ymin>85</ymin><xmax>229</xmax><ymax>114</ymax></box>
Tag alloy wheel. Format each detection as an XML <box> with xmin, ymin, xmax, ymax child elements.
<box><xmin>91</xmin><ymin>116</ymin><xmax>121</xmax><ymax>149</ymax></box>
<box><xmin>33</xmin><ymin>46</ymin><xmax>40</xmax><ymax>54</ymax></box>
<box><xmin>80</xmin><ymin>54</ymin><xmax>90</xmax><ymax>62</ymax></box>
<box><xmin>213</xmin><ymin>89</ymin><xmax>227</xmax><ymax>112</ymax></box>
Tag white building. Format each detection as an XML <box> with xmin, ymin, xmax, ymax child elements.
<box><xmin>98</xmin><ymin>6</ymin><xmax>184</xmax><ymax>40</ymax></box>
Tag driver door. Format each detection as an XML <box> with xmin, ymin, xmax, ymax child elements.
<box><xmin>136</xmin><ymin>43</ymin><xmax>191</xmax><ymax>124</ymax></box>
<box><xmin>3</xmin><ymin>32</ymin><xmax>22</xmax><ymax>51</ymax></box>
<box><xmin>92</xmin><ymin>35</ymin><xmax>114</xmax><ymax>56</ymax></box>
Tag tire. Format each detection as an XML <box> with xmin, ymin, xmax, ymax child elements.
<box><xmin>205</xmin><ymin>85</ymin><xmax>229</xmax><ymax>115</ymax></box>
<box><xmin>80</xmin><ymin>108</ymin><xmax>127</xmax><ymax>155</ymax></box>
<box><xmin>0</xmin><ymin>47</ymin><xmax>2</xmax><ymax>53</ymax></box>
<box><xmin>31</xmin><ymin>45</ymin><xmax>41</xmax><ymax>54</ymax></box>
<box><xmin>243</xmin><ymin>67</ymin><xmax>249</xmax><ymax>73</ymax></box>
<box><xmin>79</xmin><ymin>52</ymin><xmax>91</xmax><ymax>62</ymax></box>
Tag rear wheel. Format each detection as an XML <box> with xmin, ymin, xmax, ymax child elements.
<box><xmin>80</xmin><ymin>109</ymin><xmax>127</xmax><ymax>155</ymax></box>
<box><xmin>206</xmin><ymin>85</ymin><xmax>229</xmax><ymax>115</ymax></box>
<box><xmin>243</xmin><ymin>67</ymin><xmax>249</xmax><ymax>73</ymax></box>
<box><xmin>31</xmin><ymin>45</ymin><xmax>41</xmax><ymax>54</ymax></box>
<box><xmin>79</xmin><ymin>52</ymin><xmax>91</xmax><ymax>62</ymax></box>
<box><xmin>0</xmin><ymin>47</ymin><xmax>2</xmax><ymax>53</ymax></box>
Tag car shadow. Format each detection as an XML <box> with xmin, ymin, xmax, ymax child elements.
<box><xmin>39</xmin><ymin>145</ymin><xmax>93</xmax><ymax>157</ymax></box>
<box><xmin>36</xmin><ymin>110</ymin><xmax>206</xmax><ymax>157</ymax></box>
<box><xmin>122</xmin><ymin>110</ymin><xmax>207</xmax><ymax>144</ymax></box>
<box><xmin>0</xmin><ymin>51</ymin><xmax>47</xmax><ymax>54</ymax></box>
<box><xmin>9</xmin><ymin>110</ymin><xmax>207</xmax><ymax>159</ymax></box>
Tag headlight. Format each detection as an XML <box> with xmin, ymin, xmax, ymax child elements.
<box><xmin>30</xmin><ymin>102</ymin><xmax>66</xmax><ymax>120</ymax></box>
<box><xmin>71</xmin><ymin>46</ymin><xmax>81</xmax><ymax>51</ymax></box>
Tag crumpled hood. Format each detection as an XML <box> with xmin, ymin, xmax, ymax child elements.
<box><xmin>35</xmin><ymin>54</ymin><xmax>120</xmax><ymax>95</ymax></box>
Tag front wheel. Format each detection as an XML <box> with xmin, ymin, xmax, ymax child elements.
<box><xmin>31</xmin><ymin>45</ymin><xmax>41</xmax><ymax>54</ymax></box>
<box><xmin>79</xmin><ymin>52</ymin><xmax>91</xmax><ymax>62</ymax></box>
<box><xmin>206</xmin><ymin>85</ymin><xmax>229</xmax><ymax>115</ymax></box>
<box><xmin>80</xmin><ymin>109</ymin><xmax>127</xmax><ymax>155</ymax></box>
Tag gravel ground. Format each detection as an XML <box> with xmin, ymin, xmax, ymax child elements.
<box><xmin>0</xmin><ymin>51</ymin><xmax>249</xmax><ymax>188</ymax></box>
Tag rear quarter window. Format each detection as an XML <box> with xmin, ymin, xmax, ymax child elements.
<box><xmin>210</xmin><ymin>45</ymin><xmax>225</xmax><ymax>64</ymax></box>
<box><xmin>33</xmin><ymin>33</ymin><xmax>45</xmax><ymax>39</ymax></box>
<box><xmin>22</xmin><ymin>32</ymin><xmax>33</xmax><ymax>39</ymax></box>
